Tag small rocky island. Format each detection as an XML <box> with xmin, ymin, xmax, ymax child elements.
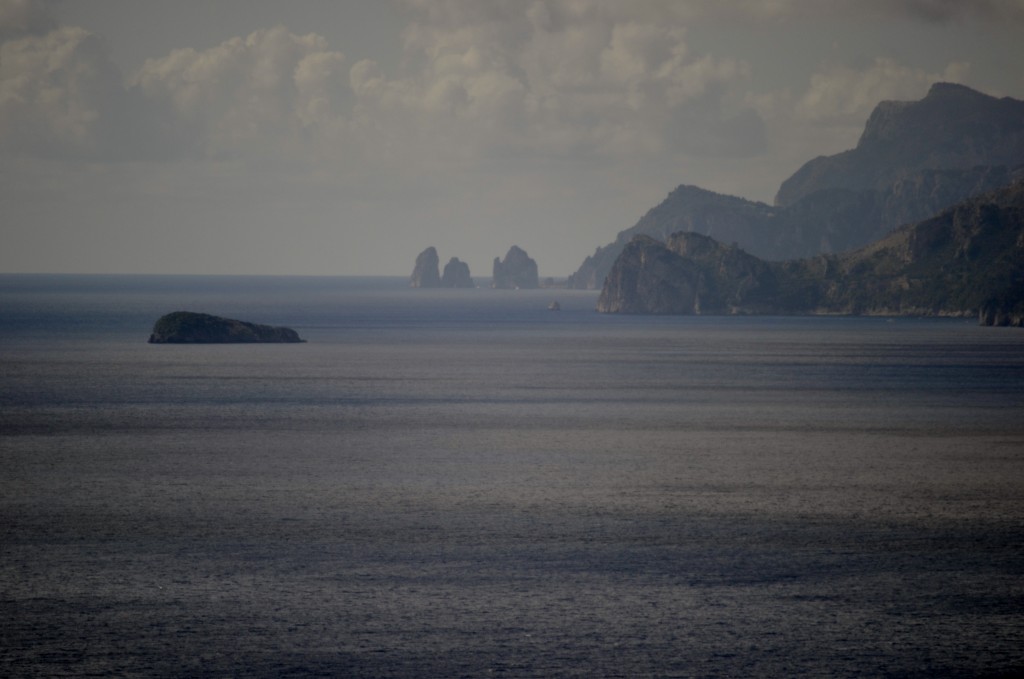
<box><xmin>148</xmin><ymin>311</ymin><xmax>305</xmax><ymax>343</ymax></box>
<box><xmin>492</xmin><ymin>246</ymin><xmax>539</xmax><ymax>289</ymax></box>
<box><xmin>442</xmin><ymin>257</ymin><xmax>474</xmax><ymax>288</ymax></box>
<box><xmin>410</xmin><ymin>247</ymin><xmax>475</xmax><ymax>288</ymax></box>
<box><xmin>410</xmin><ymin>247</ymin><xmax>443</xmax><ymax>288</ymax></box>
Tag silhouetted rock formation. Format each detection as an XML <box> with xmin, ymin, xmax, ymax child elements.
<box><xmin>492</xmin><ymin>246</ymin><xmax>539</xmax><ymax>289</ymax></box>
<box><xmin>410</xmin><ymin>247</ymin><xmax>442</xmax><ymax>288</ymax></box>
<box><xmin>570</xmin><ymin>185</ymin><xmax>773</xmax><ymax>290</ymax></box>
<box><xmin>441</xmin><ymin>257</ymin><xmax>474</xmax><ymax>288</ymax></box>
<box><xmin>597</xmin><ymin>233</ymin><xmax>779</xmax><ymax>315</ymax></box>
<box><xmin>148</xmin><ymin>312</ymin><xmax>305</xmax><ymax>343</ymax></box>
<box><xmin>777</xmin><ymin>83</ymin><xmax>1024</xmax><ymax>206</ymax></box>
<box><xmin>598</xmin><ymin>179</ymin><xmax>1024</xmax><ymax>325</ymax></box>
<box><xmin>570</xmin><ymin>84</ymin><xmax>1024</xmax><ymax>289</ymax></box>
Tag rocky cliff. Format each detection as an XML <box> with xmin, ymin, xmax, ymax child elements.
<box><xmin>410</xmin><ymin>247</ymin><xmax>442</xmax><ymax>288</ymax></box>
<box><xmin>598</xmin><ymin>179</ymin><xmax>1024</xmax><ymax>325</ymax></box>
<box><xmin>570</xmin><ymin>185</ymin><xmax>774</xmax><ymax>290</ymax></box>
<box><xmin>596</xmin><ymin>233</ymin><xmax>780</xmax><ymax>314</ymax></box>
<box><xmin>777</xmin><ymin>83</ymin><xmax>1024</xmax><ymax>206</ymax></box>
<box><xmin>148</xmin><ymin>312</ymin><xmax>305</xmax><ymax>343</ymax></box>
<box><xmin>441</xmin><ymin>257</ymin><xmax>474</xmax><ymax>288</ymax></box>
<box><xmin>571</xmin><ymin>84</ymin><xmax>1024</xmax><ymax>289</ymax></box>
<box><xmin>492</xmin><ymin>246</ymin><xmax>539</xmax><ymax>289</ymax></box>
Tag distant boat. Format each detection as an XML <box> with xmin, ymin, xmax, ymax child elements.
<box><xmin>548</xmin><ymin>301</ymin><xmax>561</xmax><ymax>311</ymax></box>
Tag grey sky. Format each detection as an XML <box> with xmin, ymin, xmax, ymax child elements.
<box><xmin>2</xmin><ymin>0</ymin><xmax>1023</xmax><ymax>276</ymax></box>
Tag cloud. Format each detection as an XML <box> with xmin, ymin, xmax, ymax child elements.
<box><xmin>641</xmin><ymin>0</ymin><xmax>1024</xmax><ymax>25</ymax></box>
<box><xmin>1</xmin><ymin>0</ymin><xmax>354</xmax><ymax>163</ymax></box>
<box><xmin>795</xmin><ymin>57</ymin><xmax>971</xmax><ymax>125</ymax></box>
<box><xmin>133</xmin><ymin>26</ymin><xmax>351</xmax><ymax>159</ymax></box>
<box><xmin>0</xmin><ymin>24</ymin><xmax>131</xmax><ymax>158</ymax></box>
<box><xmin>0</xmin><ymin>0</ymin><xmax>770</xmax><ymax>168</ymax></box>
<box><xmin>0</xmin><ymin>0</ymin><xmax>55</xmax><ymax>40</ymax></box>
<box><xmin>857</xmin><ymin>0</ymin><xmax>1024</xmax><ymax>24</ymax></box>
<box><xmin>351</xmin><ymin>0</ymin><xmax>764</xmax><ymax>162</ymax></box>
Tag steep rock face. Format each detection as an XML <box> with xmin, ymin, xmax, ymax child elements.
<box><xmin>148</xmin><ymin>312</ymin><xmax>305</xmax><ymax>343</ymax></box>
<box><xmin>441</xmin><ymin>257</ymin><xmax>474</xmax><ymax>288</ymax></box>
<box><xmin>597</xmin><ymin>233</ymin><xmax>788</xmax><ymax>315</ymax></box>
<box><xmin>492</xmin><ymin>246</ymin><xmax>539</xmax><ymax>289</ymax></box>
<box><xmin>597</xmin><ymin>180</ymin><xmax>1024</xmax><ymax>323</ymax></box>
<box><xmin>776</xmin><ymin>83</ymin><xmax>1024</xmax><ymax>206</ymax></box>
<box><xmin>570</xmin><ymin>84</ymin><xmax>1024</xmax><ymax>290</ymax></box>
<box><xmin>979</xmin><ymin>300</ymin><xmax>1024</xmax><ymax>327</ymax></box>
<box><xmin>410</xmin><ymin>247</ymin><xmax>441</xmax><ymax>288</ymax></box>
<box><xmin>597</xmin><ymin>236</ymin><xmax>701</xmax><ymax>314</ymax></box>
<box><xmin>570</xmin><ymin>166</ymin><xmax>1023</xmax><ymax>290</ymax></box>
<box><xmin>768</xmin><ymin>164</ymin><xmax>1024</xmax><ymax>256</ymax></box>
<box><xmin>571</xmin><ymin>185</ymin><xmax>773</xmax><ymax>290</ymax></box>
<box><xmin>825</xmin><ymin>181</ymin><xmax>1024</xmax><ymax>319</ymax></box>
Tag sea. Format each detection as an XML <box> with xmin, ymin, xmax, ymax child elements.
<box><xmin>2</xmin><ymin>274</ymin><xmax>1023</xmax><ymax>678</ymax></box>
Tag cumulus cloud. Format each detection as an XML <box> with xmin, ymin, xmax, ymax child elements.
<box><xmin>0</xmin><ymin>0</ymin><xmax>775</xmax><ymax>167</ymax></box>
<box><xmin>351</xmin><ymin>0</ymin><xmax>764</xmax><ymax>162</ymax></box>
<box><xmin>7</xmin><ymin>0</ymin><xmax>1004</xmax><ymax>172</ymax></box>
<box><xmin>0</xmin><ymin>23</ymin><xmax>131</xmax><ymax>158</ymax></box>
<box><xmin>0</xmin><ymin>0</ymin><xmax>125</xmax><ymax>158</ymax></box>
<box><xmin>1</xmin><ymin>0</ymin><xmax>354</xmax><ymax>162</ymax></box>
<box><xmin>795</xmin><ymin>57</ymin><xmax>971</xmax><ymax>124</ymax></box>
<box><xmin>133</xmin><ymin>26</ymin><xmax>351</xmax><ymax>159</ymax></box>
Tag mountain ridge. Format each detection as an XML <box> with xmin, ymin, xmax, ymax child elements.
<box><xmin>777</xmin><ymin>82</ymin><xmax>1024</xmax><ymax>206</ymax></box>
<box><xmin>570</xmin><ymin>83</ymin><xmax>1024</xmax><ymax>290</ymax></box>
<box><xmin>596</xmin><ymin>179</ymin><xmax>1024</xmax><ymax>325</ymax></box>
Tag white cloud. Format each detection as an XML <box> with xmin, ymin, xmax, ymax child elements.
<box><xmin>350</xmin><ymin>0</ymin><xmax>763</xmax><ymax>162</ymax></box>
<box><xmin>133</xmin><ymin>26</ymin><xmax>350</xmax><ymax>159</ymax></box>
<box><xmin>0</xmin><ymin>25</ymin><xmax>127</xmax><ymax>157</ymax></box>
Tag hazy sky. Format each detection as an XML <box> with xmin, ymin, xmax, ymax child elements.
<box><xmin>3</xmin><ymin>0</ymin><xmax>1023</xmax><ymax>276</ymax></box>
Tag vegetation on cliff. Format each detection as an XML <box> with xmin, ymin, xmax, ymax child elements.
<box><xmin>777</xmin><ymin>83</ymin><xmax>1024</xmax><ymax>206</ymax></box>
<box><xmin>572</xmin><ymin>84</ymin><xmax>1024</xmax><ymax>289</ymax></box>
<box><xmin>598</xmin><ymin>180</ymin><xmax>1024</xmax><ymax>326</ymax></box>
<box><xmin>148</xmin><ymin>312</ymin><xmax>305</xmax><ymax>343</ymax></box>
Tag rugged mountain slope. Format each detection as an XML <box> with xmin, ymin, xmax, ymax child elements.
<box><xmin>569</xmin><ymin>185</ymin><xmax>774</xmax><ymax>289</ymax></box>
<box><xmin>571</xmin><ymin>84</ymin><xmax>1024</xmax><ymax>290</ymax></box>
<box><xmin>777</xmin><ymin>83</ymin><xmax>1024</xmax><ymax>206</ymax></box>
<box><xmin>597</xmin><ymin>180</ymin><xmax>1024</xmax><ymax>325</ymax></box>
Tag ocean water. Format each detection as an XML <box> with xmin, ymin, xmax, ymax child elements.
<box><xmin>2</xmin><ymin>274</ymin><xmax>1024</xmax><ymax>678</ymax></box>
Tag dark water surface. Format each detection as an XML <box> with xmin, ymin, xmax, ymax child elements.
<box><xmin>2</xmin><ymin>275</ymin><xmax>1024</xmax><ymax>677</ymax></box>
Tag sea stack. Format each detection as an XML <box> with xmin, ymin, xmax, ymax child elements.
<box><xmin>492</xmin><ymin>246</ymin><xmax>539</xmax><ymax>289</ymax></box>
<box><xmin>410</xmin><ymin>247</ymin><xmax>442</xmax><ymax>288</ymax></box>
<box><xmin>441</xmin><ymin>257</ymin><xmax>474</xmax><ymax>288</ymax></box>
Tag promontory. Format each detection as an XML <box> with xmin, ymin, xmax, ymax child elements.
<box><xmin>148</xmin><ymin>311</ymin><xmax>306</xmax><ymax>343</ymax></box>
<box><xmin>596</xmin><ymin>178</ymin><xmax>1024</xmax><ymax>326</ymax></box>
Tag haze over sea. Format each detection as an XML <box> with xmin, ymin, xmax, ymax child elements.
<box><xmin>2</xmin><ymin>274</ymin><xmax>1023</xmax><ymax>677</ymax></box>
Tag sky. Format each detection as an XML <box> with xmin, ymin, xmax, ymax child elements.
<box><xmin>2</xmin><ymin>0</ymin><xmax>1023</xmax><ymax>277</ymax></box>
